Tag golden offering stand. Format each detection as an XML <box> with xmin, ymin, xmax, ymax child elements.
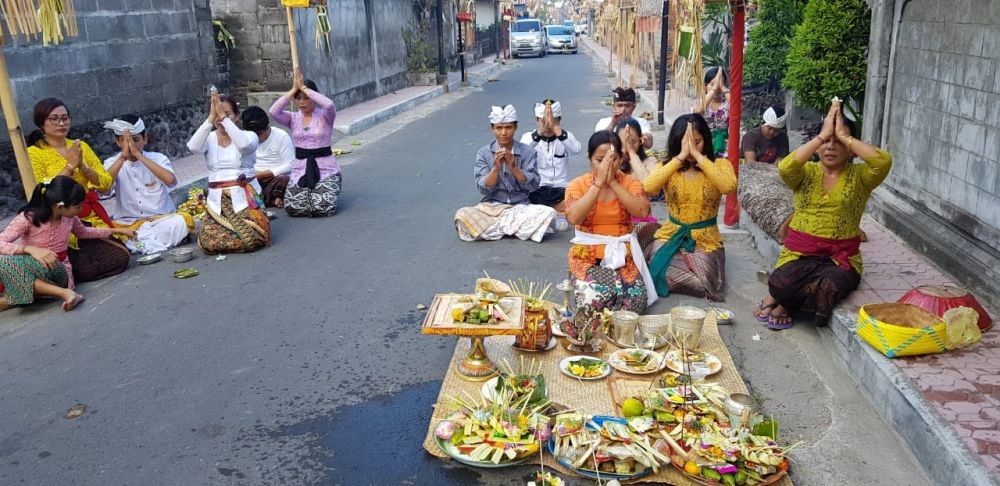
<box><xmin>422</xmin><ymin>293</ymin><xmax>525</xmax><ymax>381</ymax></box>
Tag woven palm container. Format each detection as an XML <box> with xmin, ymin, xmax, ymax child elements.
<box><xmin>856</xmin><ymin>303</ymin><xmax>948</xmax><ymax>358</ymax></box>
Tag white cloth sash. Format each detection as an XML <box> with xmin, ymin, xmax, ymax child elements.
<box><xmin>570</xmin><ymin>229</ymin><xmax>658</xmax><ymax>307</ymax></box>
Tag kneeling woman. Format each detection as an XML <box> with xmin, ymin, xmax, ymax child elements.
<box><xmin>755</xmin><ymin>101</ymin><xmax>892</xmax><ymax>329</ymax></box>
<box><xmin>641</xmin><ymin>114</ymin><xmax>736</xmax><ymax>301</ymax></box>
<box><xmin>0</xmin><ymin>177</ymin><xmax>135</xmax><ymax>311</ymax></box>
<box><xmin>270</xmin><ymin>69</ymin><xmax>342</xmax><ymax>217</ymax></box>
<box><xmin>27</xmin><ymin>97</ymin><xmax>131</xmax><ymax>283</ymax></box>
<box><xmin>187</xmin><ymin>91</ymin><xmax>271</xmax><ymax>253</ymax></box>
<box><xmin>565</xmin><ymin>131</ymin><xmax>656</xmax><ymax>314</ymax></box>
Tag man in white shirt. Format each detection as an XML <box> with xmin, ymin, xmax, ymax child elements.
<box><xmin>103</xmin><ymin>115</ymin><xmax>193</xmax><ymax>254</ymax></box>
<box><xmin>242</xmin><ymin>106</ymin><xmax>294</xmax><ymax>208</ymax></box>
<box><xmin>595</xmin><ymin>87</ymin><xmax>653</xmax><ymax>149</ymax></box>
<box><xmin>519</xmin><ymin>100</ymin><xmax>580</xmax><ymax>231</ymax></box>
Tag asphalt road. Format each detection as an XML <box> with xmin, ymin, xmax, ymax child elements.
<box><xmin>0</xmin><ymin>52</ymin><xmax>929</xmax><ymax>486</ymax></box>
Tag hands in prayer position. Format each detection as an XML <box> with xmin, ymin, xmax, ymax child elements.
<box><xmin>540</xmin><ymin>103</ymin><xmax>562</xmax><ymax>137</ymax></box>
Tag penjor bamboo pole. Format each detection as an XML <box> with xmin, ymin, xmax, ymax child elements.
<box><xmin>286</xmin><ymin>6</ymin><xmax>300</xmax><ymax>72</ymax></box>
<box><xmin>0</xmin><ymin>50</ymin><xmax>36</xmax><ymax>197</ymax></box>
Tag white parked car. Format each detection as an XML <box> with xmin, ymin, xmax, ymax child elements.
<box><xmin>510</xmin><ymin>18</ymin><xmax>546</xmax><ymax>58</ymax></box>
<box><xmin>544</xmin><ymin>25</ymin><xmax>577</xmax><ymax>54</ymax></box>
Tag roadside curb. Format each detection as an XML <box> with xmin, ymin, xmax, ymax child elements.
<box><xmin>742</xmin><ymin>215</ymin><xmax>1000</xmax><ymax>486</ymax></box>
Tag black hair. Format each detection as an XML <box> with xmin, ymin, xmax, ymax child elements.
<box><xmin>587</xmin><ymin>130</ymin><xmax>631</xmax><ymax>174</ymax></box>
<box><xmin>295</xmin><ymin>80</ymin><xmax>320</xmax><ymax>98</ymax></box>
<box><xmin>219</xmin><ymin>95</ymin><xmax>240</xmax><ymax>117</ymax></box>
<box><xmin>18</xmin><ymin>176</ymin><xmax>86</xmax><ymax>227</ymax></box>
<box><xmin>27</xmin><ymin>98</ymin><xmax>68</xmax><ymax>147</ymax></box>
<box><xmin>614</xmin><ymin>117</ymin><xmax>648</xmax><ymax>161</ymax></box>
<box><xmin>241</xmin><ymin>106</ymin><xmax>270</xmax><ymax>133</ymax></box>
<box><xmin>666</xmin><ymin>113</ymin><xmax>715</xmax><ymax>167</ymax></box>
<box><xmin>841</xmin><ymin>116</ymin><xmax>858</xmax><ymax>138</ymax></box>
<box><xmin>703</xmin><ymin>66</ymin><xmax>728</xmax><ymax>86</ymax></box>
<box><xmin>770</xmin><ymin>106</ymin><xmax>786</xmax><ymax>118</ymax></box>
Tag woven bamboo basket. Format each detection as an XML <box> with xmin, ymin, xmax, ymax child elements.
<box><xmin>856</xmin><ymin>303</ymin><xmax>948</xmax><ymax>358</ymax></box>
<box><xmin>671</xmin><ymin>306</ymin><xmax>707</xmax><ymax>349</ymax></box>
<box><xmin>638</xmin><ymin>314</ymin><xmax>672</xmax><ymax>343</ymax></box>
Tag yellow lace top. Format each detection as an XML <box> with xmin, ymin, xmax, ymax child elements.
<box><xmin>28</xmin><ymin>140</ymin><xmax>114</xmax><ymax>248</ymax></box>
<box><xmin>642</xmin><ymin>157</ymin><xmax>737</xmax><ymax>252</ymax></box>
<box><xmin>774</xmin><ymin>148</ymin><xmax>893</xmax><ymax>274</ymax></box>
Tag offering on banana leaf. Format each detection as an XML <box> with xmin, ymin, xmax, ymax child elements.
<box><xmin>435</xmin><ymin>388</ymin><xmax>550</xmax><ymax>466</ymax></box>
<box><xmin>493</xmin><ymin>373</ymin><xmax>547</xmax><ymax>407</ymax></box>
<box><xmin>550</xmin><ymin>416</ymin><xmax>670</xmax><ymax>479</ymax></box>
<box><xmin>451</xmin><ymin>292</ymin><xmax>512</xmax><ymax>324</ymax></box>
<box><xmin>666</xmin><ymin>417</ymin><xmax>796</xmax><ymax>485</ymax></box>
<box><xmin>527</xmin><ymin>471</ymin><xmax>564</xmax><ymax>486</ymax></box>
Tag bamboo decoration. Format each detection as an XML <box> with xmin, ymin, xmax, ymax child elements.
<box><xmin>281</xmin><ymin>0</ymin><xmax>329</xmax><ymax>71</ymax></box>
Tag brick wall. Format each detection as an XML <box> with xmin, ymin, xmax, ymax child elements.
<box><xmin>0</xmin><ymin>0</ymin><xmax>222</xmax><ymax>214</ymax></box>
<box><xmin>884</xmin><ymin>0</ymin><xmax>999</xmax><ymax>249</ymax></box>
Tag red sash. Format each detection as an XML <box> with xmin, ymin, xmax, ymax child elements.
<box><xmin>784</xmin><ymin>228</ymin><xmax>861</xmax><ymax>271</ymax></box>
<box><xmin>80</xmin><ymin>190</ymin><xmax>115</xmax><ymax>228</ymax></box>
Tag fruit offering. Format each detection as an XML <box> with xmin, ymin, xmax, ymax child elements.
<box><xmin>551</xmin><ymin>416</ymin><xmax>670</xmax><ymax>478</ymax></box>
<box><xmin>527</xmin><ymin>471</ymin><xmax>564</xmax><ymax>486</ymax></box>
<box><xmin>437</xmin><ymin>387</ymin><xmax>550</xmax><ymax>466</ymax></box>
<box><xmin>451</xmin><ymin>292</ymin><xmax>511</xmax><ymax>324</ymax></box>
<box><xmin>565</xmin><ymin>357</ymin><xmax>608</xmax><ymax>378</ymax></box>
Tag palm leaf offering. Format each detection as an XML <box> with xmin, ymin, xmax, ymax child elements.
<box><xmin>507</xmin><ymin>277</ymin><xmax>553</xmax><ymax>313</ymax></box>
<box><xmin>0</xmin><ymin>0</ymin><xmax>78</xmax><ymax>45</ymax></box>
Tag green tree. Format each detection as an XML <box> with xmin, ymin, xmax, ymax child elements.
<box><xmin>744</xmin><ymin>0</ymin><xmax>806</xmax><ymax>87</ymax></box>
<box><xmin>783</xmin><ymin>0</ymin><xmax>871</xmax><ymax>124</ymax></box>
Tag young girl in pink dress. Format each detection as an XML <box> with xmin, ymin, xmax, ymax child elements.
<box><xmin>0</xmin><ymin>176</ymin><xmax>135</xmax><ymax>311</ymax></box>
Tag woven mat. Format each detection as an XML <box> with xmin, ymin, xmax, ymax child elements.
<box><xmin>423</xmin><ymin>316</ymin><xmax>793</xmax><ymax>486</ymax></box>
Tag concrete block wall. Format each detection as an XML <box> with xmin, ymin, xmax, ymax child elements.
<box><xmin>0</xmin><ymin>0</ymin><xmax>222</xmax><ymax>215</ymax></box>
<box><xmin>883</xmin><ymin>0</ymin><xmax>1000</xmax><ymax>249</ymax></box>
<box><xmin>211</xmin><ymin>0</ymin><xmax>455</xmax><ymax>111</ymax></box>
<box><xmin>860</xmin><ymin>0</ymin><xmax>1000</xmax><ymax>304</ymax></box>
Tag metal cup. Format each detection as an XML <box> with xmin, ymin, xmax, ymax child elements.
<box><xmin>611</xmin><ymin>310</ymin><xmax>639</xmax><ymax>346</ymax></box>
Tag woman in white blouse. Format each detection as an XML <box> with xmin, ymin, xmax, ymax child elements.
<box><xmin>186</xmin><ymin>91</ymin><xmax>271</xmax><ymax>253</ymax></box>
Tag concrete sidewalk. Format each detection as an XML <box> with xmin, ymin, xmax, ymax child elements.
<box><xmin>744</xmin><ymin>212</ymin><xmax>1000</xmax><ymax>486</ymax></box>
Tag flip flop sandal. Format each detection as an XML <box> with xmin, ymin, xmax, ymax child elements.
<box><xmin>755</xmin><ymin>300</ymin><xmax>777</xmax><ymax>323</ymax></box>
<box><xmin>766</xmin><ymin>314</ymin><xmax>794</xmax><ymax>330</ymax></box>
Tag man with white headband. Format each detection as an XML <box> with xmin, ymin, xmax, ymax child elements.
<box><xmin>102</xmin><ymin>114</ymin><xmax>193</xmax><ymax>254</ymax></box>
<box><xmin>741</xmin><ymin>106</ymin><xmax>790</xmax><ymax>164</ymax></box>
<box><xmin>454</xmin><ymin>105</ymin><xmax>557</xmax><ymax>242</ymax></box>
<box><xmin>519</xmin><ymin>99</ymin><xmax>580</xmax><ymax>232</ymax></box>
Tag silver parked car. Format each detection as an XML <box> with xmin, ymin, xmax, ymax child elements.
<box><xmin>510</xmin><ymin>19</ymin><xmax>546</xmax><ymax>58</ymax></box>
<box><xmin>544</xmin><ymin>25</ymin><xmax>577</xmax><ymax>54</ymax></box>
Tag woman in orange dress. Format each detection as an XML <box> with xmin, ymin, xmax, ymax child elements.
<box><xmin>565</xmin><ymin>131</ymin><xmax>656</xmax><ymax>314</ymax></box>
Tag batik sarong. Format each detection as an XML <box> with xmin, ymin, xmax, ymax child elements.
<box><xmin>68</xmin><ymin>237</ymin><xmax>131</xmax><ymax>284</ymax></box>
<box><xmin>284</xmin><ymin>173</ymin><xmax>341</xmax><ymax>217</ymax></box>
<box><xmin>0</xmin><ymin>255</ymin><xmax>68</xmax><ymax>305</ymax></box>
<box><xmin>198</xmin><ymin>191</ymin><xmax>271</xmax><ymax>254</ymax></box>
<box><xmin>768</xmin><ymin>256</ymin><xmax>860</xmax><ymax>326</ymax></box>
<box><xmin>636</xmin><ymin>222</ymin><xmax>727</xmax><ymax>301</ymax></box>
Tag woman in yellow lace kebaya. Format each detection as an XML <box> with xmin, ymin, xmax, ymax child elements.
<box><xmin>755</xmin><ymin>100</ymin><xmax>892</xmax><ymax>330</ymax></box>
<box><xmin>639</xmin><ymin>114</ymin><xmax>737</xmax><ymax>301</ymax></box>
<box><xmin>26</xmin><ymin>98</ymin><xmax>130</xmax><ymax>283</ymax></box>
<box><xmin>565</xmin><ymin>131</ymin><xmax>656</xmax><ymax>314</ymax></box>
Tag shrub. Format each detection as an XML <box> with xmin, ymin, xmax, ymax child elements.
<box><xmin>743</xmin><ymin>0</ymin><xmax>806</xmax><ymax>88</ymax></box>
<box><xmin>783</xmin><ymin>0</ymin><xmax>871</xmax><ymax>125</ymax></box>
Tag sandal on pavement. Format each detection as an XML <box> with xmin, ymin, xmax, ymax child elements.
<box><xmin>766</xmin><ymin>313</ymin><xmax>793</xmax><ymax>330</ymax></box>
<box><xmin>755</xmin><ymin>300</ymin><xmax>777</xmax><ymax>323</ymax></box>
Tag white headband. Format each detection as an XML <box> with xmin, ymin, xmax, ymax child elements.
<box><xmin>103</xmin><ymin>118</ymin><xmax>146</xmax><ymax>136</ymax></box>
<box><xmin>489</xmin><ymin>105</ymin><xmax>517</xmax><ymax>124</ymax></box>
<box><xmin>534</xmin><ymin>101</ymin><xmax>561</xmax><ymax>118</ymax></box>
<box><xmin>762</xmin><ymin>107</ymin><xmax>786</xmax><ymax>129</ymax></box>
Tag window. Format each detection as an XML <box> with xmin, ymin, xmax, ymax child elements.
<box><xmin>511</xmin><ymin>20</ymin><xmax>541</xmax><ymax>33</ymax></box>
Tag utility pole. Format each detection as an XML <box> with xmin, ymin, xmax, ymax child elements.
<box><xmin>656</xmin><ymin>0</ymin><xmax>669</xmax><ymax>126</ymax></box>
<box><xmin>436</xmin><ymin>0</ymin><xmax>447</xmax><ymax>80</ymax></box>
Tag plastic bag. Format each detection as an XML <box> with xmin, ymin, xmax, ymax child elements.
<box><xmin>944</xmin><ymin>307</ymin><xmax>982</xmax><ymax>350</ymax></box>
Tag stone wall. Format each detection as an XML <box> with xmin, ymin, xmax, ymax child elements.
<box><xmin>0</xmin><ymin>0</ymin><xmax>222</xmax><ymax>215</ymax></box>
<box><xmin>862</xmin><ymin>0</ymin><xmax>1000</xmax><ymax>304</ymax></box>
<box><xmin>210</xmin><ymin>0</ymin><xmax>457</xmax><ymax>109</ymax></box>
